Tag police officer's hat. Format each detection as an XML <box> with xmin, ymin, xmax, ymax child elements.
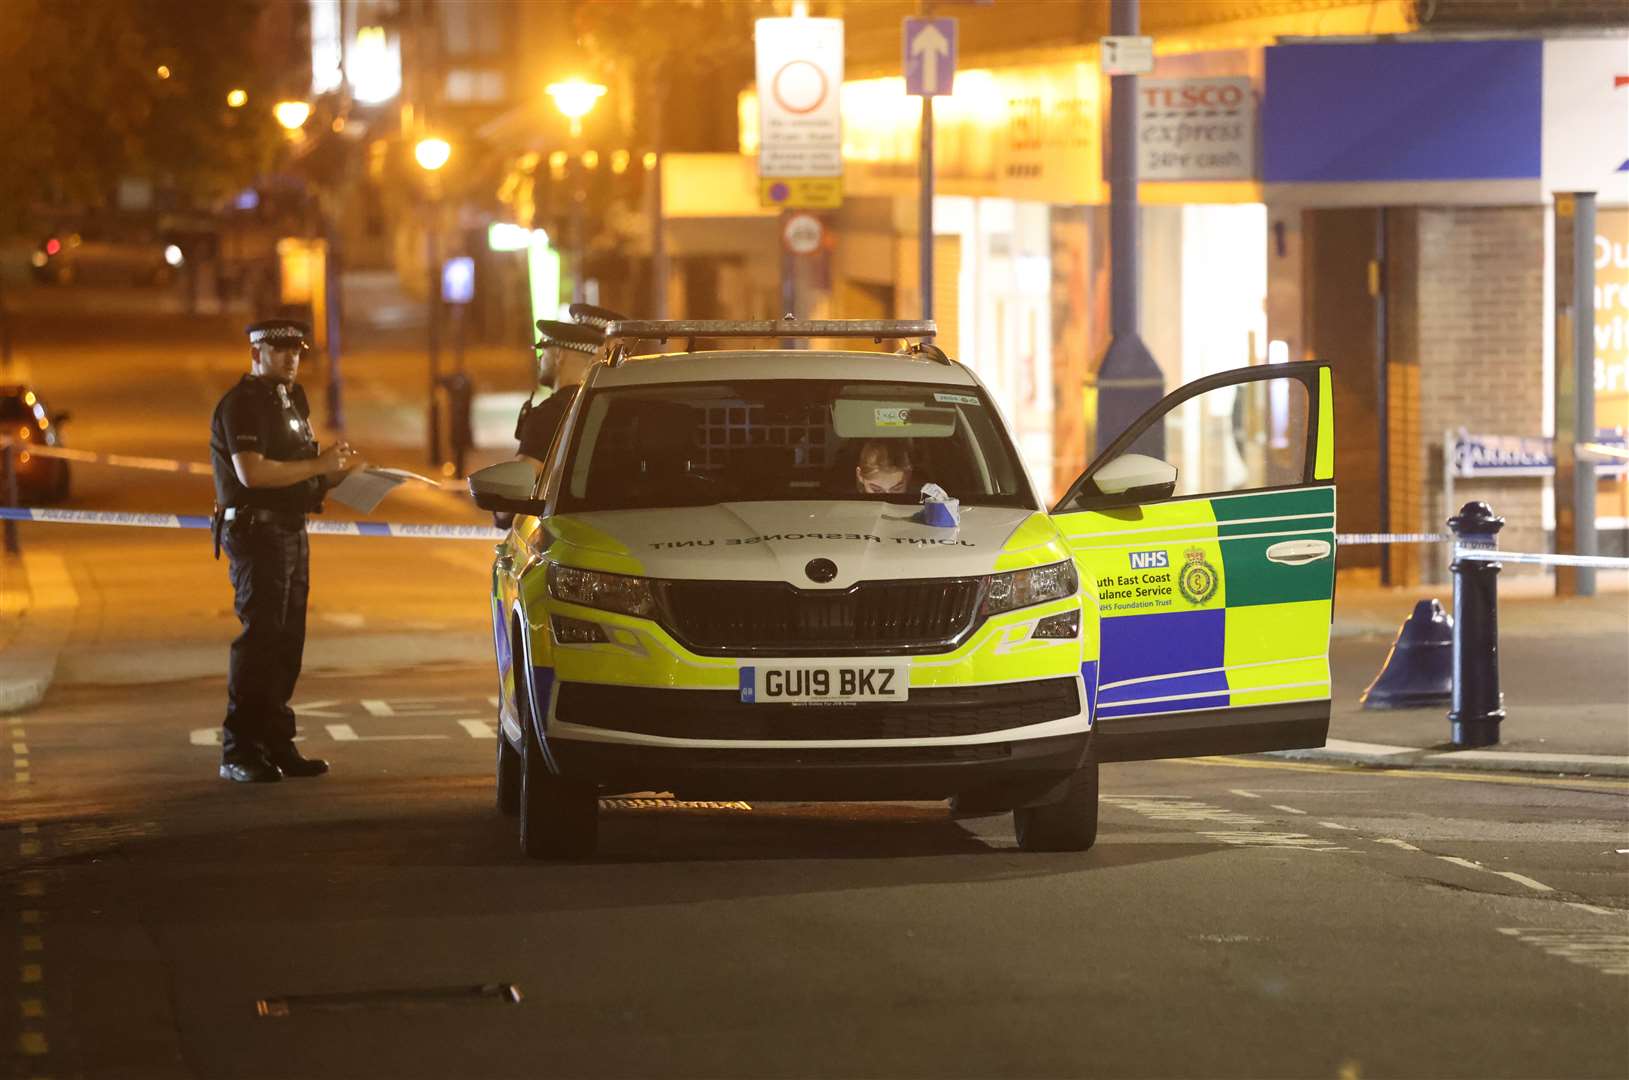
<box><xmin>535</xmin><ymin>319</ymin><xmax>603</xmax><ymax>355</ymax></box>
<box><xmin>246</xmin><ymin>319</ymin><xmax>312</xmax><ymax>350</ymax></box>
<box><xmin>566</xmin><ymin>303</ymin><xmax>628</xmax><ymax>330</ymax></box>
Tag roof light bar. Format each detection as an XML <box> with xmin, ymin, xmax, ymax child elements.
<box><xmin>601</xmin><ymin>319</ymin><xmax>937</xmax><ymax>342</ymax></box>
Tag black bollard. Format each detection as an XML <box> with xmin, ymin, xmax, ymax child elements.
<box><xmin>1446</xmin><ymin>501</ymin><xmax>1504</xmax><ymax>747</ymax></box>
<box><xmin>3</xmin><ymin>440</ymin><xmax>19</xmax><ymax>555</ymax></box>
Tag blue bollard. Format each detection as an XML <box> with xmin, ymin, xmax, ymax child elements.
<box><xmin>1446</xmin><ymin>501</ymin><xmax>1505</xmax><ymax>747</ymax></box>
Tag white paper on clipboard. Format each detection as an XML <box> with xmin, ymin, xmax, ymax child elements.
<box><xmin>328</xmin><ymin>467</ymin><xmax>443</xmax><ymax>513</ymax></box>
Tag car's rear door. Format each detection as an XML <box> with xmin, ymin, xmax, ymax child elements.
<box><xmin>1052</xmin><ymin>362</ymin><xmax>1335</xmax><ymax>761</ymax></box>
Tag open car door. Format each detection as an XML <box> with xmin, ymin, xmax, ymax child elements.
<box><xmin>1053</xmin><ymin>362</ymin><xmax>1335</xmax><ymax>762</ymax></box>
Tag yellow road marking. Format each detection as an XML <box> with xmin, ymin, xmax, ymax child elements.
<box><xmin>12</xmin><ymin>741</ymin><xmax>27</xmax><ymax>754</ymax></box>
<box><xmin>22</xmin><ymin>935</ymin><xmax>42</xmax><ymax>952</ymax></box>
<box><xmin>17</xmin><ymin>879</ymin><xmax>43</xmax><ymax>897</ymax></box>
<box><xmin>19</xmin><ymin>840</ymin><xmax>40</xmax><ymax>857</ymax></box>
<box><xmin>20</xmin><ymin>910</ymin><xmax>40</xmax><ymax>925</ymax></box>
<box><xmin>19</xmin><ymin>1031</ymin><xmax>47</xmax><ymax>1055</ymax></box>
<box><xmin>21</xmin><ymin>963</ymin><xmax>41</xmax><ymax>983</ymax></box>
<box><xmin>1174</xmin><ymin>755</ymin><xmax>1629</xmax><ymax>793</ymax></box>
<box><xmin>21</xmin><ymin>998</ymin><xmax>45</xmax><ymax>1018</ymax></box>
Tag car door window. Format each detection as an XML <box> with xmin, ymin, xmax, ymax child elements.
<box><xmin>1161</xmin><ymin>376</ymin><xmax>1309</xmax><ymax>498</ymax></box>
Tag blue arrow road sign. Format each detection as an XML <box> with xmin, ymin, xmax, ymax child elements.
<box><xmin>904</xmin><ymin>17</ymin><xmax>956</xmax><ymax>97</ymax></box>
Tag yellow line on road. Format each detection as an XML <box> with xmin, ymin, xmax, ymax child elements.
<box><xmin>1173</xmin><ymin>755</ymin><xmax>1629</xmax><ymax>793</ymax></box>
<box><xmin>19</xmin><ymin>1030</ymin><xmax>47</xmax><ymax>1054</ymax></box>
<box><xmin>21</xmin><ymin>997</ymin><xmax>45</xmax><ymax>1018</ymax></box>
<box><xmin>21</xmin><ymin>963</ymin><xmax>41</xmax><ymax>984</ymax></box>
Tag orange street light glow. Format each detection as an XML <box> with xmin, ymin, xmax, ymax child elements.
<box><xmin>414</xmin><ymin>137</ymin><xmax>452</xmax><ymax>172</ymax></box>
<box><xmin>273</xmin><ymin>100</ymin><xmax>312</xmax><ymax>130</ymax></box>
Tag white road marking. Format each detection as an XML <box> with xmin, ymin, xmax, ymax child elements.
<box><xmin>458</xmin><ymin>720</ymin><xmax>496</xmax><ymax>739</ymax></box>
<box><xmin>1436</xmin><ymin>855</ymin><xmax>1558</xmax><ymax>894</ymax></box>
<box><xmin>1229</xmin><ymin>789</ymin><xmax>1261</xmax><ymax>799</ymax></box>
<box><xmin>1103</xmin><ymin>797</ymin><xmax>1347</xmax><ymax>851</ymax></box>
<box><xmin>360</xmin><ymin>697</ymin><xmax>468</xmax><ymax>718</ymax></box>
<box><xmin>290</xmin><ymin>700</ymin><xmax>345</xmax><ymax>718</ymax></box>
<box><xmin>1491</xmin><ymin>871</ymin><xmax>1555</xmax><ymax>893</ymax></box>
<box><xmin>190</xmin><ymin>728</ymin><xmax>219</xmax><ymax>746</ymax></box>
<box><xmin>1198</xmin><ymin>831</ymin><xmax>1350</xmax><ymax>851</ymax></box>
<box><xmin>1318</xmin><ymin>821</ymin><xmax>1356</xmax><ymax>831</ymax></box>
<box><xmin>1566</xmin><ymin>903</ymin><xmax>1618</xmax><ymax>917</ymax></box>
<box><xmin>488</xmin><ymin>696</ymin><xmax>501</xmax><ymax>708</ymax></box>
<box><xmin>1271</xmin><ymin>804</ymin><xmax>1308</xmax><ymax>815</ymax></box>
<box><xmin>1497</xmin><ymin>928</ymin><xmax>1629</xmax><ymax>977</ymax></box>
<box><xmin>1374</xmin><ymin>838</ymin><xmax>1421</xmax><ymax>851</ymax></box>
<box><xmin>320</xmin><ymin>612</ymin><xmax>366</xmax><ymax>629</ymax></box>
<box><xmin>324</xmin><ymin>724</ymin><xmax>447</xmax><ymax>743</ymax></box>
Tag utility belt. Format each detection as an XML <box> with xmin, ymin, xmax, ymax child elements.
<box><xmin>212</xmin><ymin>505</ymin><xmax>308</xmax><ymax>558</ymax></box>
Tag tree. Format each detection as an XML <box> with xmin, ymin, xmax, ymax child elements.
<box><xmin>0</xmin><ymin>0</ymin><xmax>282</xmax><ymax>234</ymax></box>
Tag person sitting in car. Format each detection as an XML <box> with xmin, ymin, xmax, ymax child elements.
<box><xmin>855</xmin><ymin>439</ymin><xmax>914</xmax><ymax>495</ymax></box>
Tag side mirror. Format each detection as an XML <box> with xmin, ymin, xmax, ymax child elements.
<box><xmin>468</xmin><ymin>460</ymin><xmax>546</xmax><ymax>515</ymax></box>
<box><xmin>1094</xmin><ymin>453</ymin><xmax>1178</xmax><ymax>502</ymax></box>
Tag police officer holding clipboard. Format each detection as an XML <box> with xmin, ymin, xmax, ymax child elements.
<box><xmin>209</xmin><ymin>319</ymin><xmax>366</xmax><ymax>783</ymax></box>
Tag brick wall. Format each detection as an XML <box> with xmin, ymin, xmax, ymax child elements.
<box><xmin>1410</xmin><ymin>206</ymin><xmax>1548</xmax><ymax>575</ymax></box>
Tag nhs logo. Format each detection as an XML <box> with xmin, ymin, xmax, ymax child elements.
<box><xmin>1129</xmin><ymin>550</ymin><xmax>1169</xmax><ymax>570</ymax></box>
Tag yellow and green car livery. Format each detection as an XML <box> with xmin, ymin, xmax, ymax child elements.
<box><xmin>470</xmin><ymin>330</ymin><xmax>1335</xmax><ymax>858</ymax></box>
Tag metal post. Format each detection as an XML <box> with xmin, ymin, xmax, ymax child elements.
<box><xmin>650</xmin><ymin>76</ymin><xmax>669</xmax><ymax>320</ymax></box>
<box><xmin>919</xmin><ymin>92</ymin><xmax>934</xmax><ymax>321</ymax></box>
<box><xmin>324</xmin><ymin>215</ymin><xmax>346</xmax><ymax>435</ymax></box>
<box><xmin>1554</xmin><ymin>192</ymin><xmax>1597</xmax><ymax>596</ymax></box>
<box><xmin>0</xmin><ymin>263</ymin><xmax>12</xmax><ymax>369</ymax></box>
<box><xmin>572</xmin><ymin>150</ymin><xmax>587</xmax><ymax>305</ymax></box>
<box><xmin>779</xmin><ymin>209</ymin><xmax>796</xmax><ymax>347</ymax></box>
<box><xmin>426</xmin><ymin>199</ymin><xmax>443</xmax><ymax>467</ymax></box>
<box><xmin>3</xmin><ymin>442</ymin><xmax>20</xmax><ymax>555</ymax></box>
<box><xmin>1093</xmin><ymin>0</ymin><xmax>1164</xmax><ymax>458</ymax></box>
<box><xmin>1446</xmin><ymin>501</ymin><xmax>1505</xmax><ymax>748</ymax></box>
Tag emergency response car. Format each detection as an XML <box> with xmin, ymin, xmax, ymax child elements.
<box><xmin>469</xmin><ymin>319</ymin><xmax>1337</xmax><ymax>859</ymax></box>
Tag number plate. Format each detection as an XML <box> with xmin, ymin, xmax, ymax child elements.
<box><xmin>740</xmin><ymin>664</ymin><xmax>909</xmax><ymax>704</ymax></box>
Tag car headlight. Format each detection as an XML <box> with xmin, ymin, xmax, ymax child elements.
<box><xmin>981</xmin><ymin>560</ymin><xmax>1078</xmax><ymax>617</ymax></box>
<box><xmin>546</xmin><ymin>563</ymin><xmax>658</xmax><ymax>619</ymax></box>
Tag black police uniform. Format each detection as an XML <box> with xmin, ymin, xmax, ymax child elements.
<box><xmin>208</xmin><ymin>326</ymin><xmax>328</xmax><ymax>780</ymax></box>
<box><xmin>515</xmin><ymin>318</ymin><xmax>604</xmax><ymax>461</ymax></box>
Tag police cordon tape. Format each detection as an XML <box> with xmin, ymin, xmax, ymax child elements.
<box><xmin>0</xmin><ymin>506</ymin><xmax>504</xmax><ymax>541</ymax></box>
<box><xmin>0</xmin><ymin>437</ymin><xmax>465</xmax><ymax>490</ymax></box>
<box><xmin>4</xmin><ymin>506</ymin><xmax>1626</xmax><ymax>567</ymax></box>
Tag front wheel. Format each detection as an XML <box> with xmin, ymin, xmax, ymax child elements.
<box><xmin>518</xmin><ymin>722</ymin><xmax>598</xmax><ymax>860</ymax></box>
<box><xmin>1013</xmin><ymin>759</ymin><xmax>1099</xmax><ymax>852</ymax></box>
<box><xmin>495</xmin><ymin>727</ymin><xmax>521</xmax><ymax>816</ymax></box>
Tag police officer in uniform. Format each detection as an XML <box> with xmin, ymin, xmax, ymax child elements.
<box><xmin>514</xmin><ymin>316</ymin><xmax>607</xmax><ymax>468</ymax></box>
<box><xmin>209</xmin><ymin>319</ymin><xmax>365</xmax><ymax>783</ymax></box>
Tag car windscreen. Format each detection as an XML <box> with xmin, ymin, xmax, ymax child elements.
<box><xmin>555</xmin><ymin>379</ymin><xmax>1035</xmax><ymax>513</ymax></box>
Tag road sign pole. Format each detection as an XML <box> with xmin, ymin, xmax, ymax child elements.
<box><xmin>1093</xmin><ymin>0</ymin><xmax>1165</xmax><ymax>458</ymax></box>
<box><xmin>920</xmin><ymin>93</ymin><xmax>934</xmax><ymax>322</ymax></box>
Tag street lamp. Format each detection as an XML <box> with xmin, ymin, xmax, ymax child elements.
<box><xmin>273</xmin><ymin>100</ymin><xmax>312</xmax><ymax>131</ymax></box>
<box><xmin>546</xmin><ymin>80</ymin><xmax>606</xmax><ymax>138</ymax></box>
<box><xmin>415</xmin><ymin>137</ymin><xmax>452</xmax><ymax>465</ymax></box>
<box><xmin>226</xmin><ymin>88</ymin><xmax>248</xmax><ymax>109</ymax></box>
<box><xmin>547</xmin><ymin>80</ymin><xmax>606</xmax><ymax>304</ymax></box>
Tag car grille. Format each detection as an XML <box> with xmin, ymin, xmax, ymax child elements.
<box><xmin>658</xmin><ymin>577</ymin><xmax>983</xmax><ymax>656</ymax></box>
<box><xmin>554</xmin><ymin>678</ymin><xmax>1081</xmax><ymax>741</ymax></box>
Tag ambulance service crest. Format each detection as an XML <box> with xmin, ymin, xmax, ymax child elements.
<box><xmin>1178</xmin><ymin>546</ymin><xmax>1219</xmax><ymax>605</ymax></box>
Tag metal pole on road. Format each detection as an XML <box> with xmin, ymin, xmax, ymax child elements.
<box><xmin>426</xmin><ymin>204</ymin><xmax>443</xmax><ymax>468</ymax></box>
<box><xmin>1554</xmin><ymin>191</ymin><xmax>1597</xmax><ymax>597</ymax></box>
<box><xmin>3</xmin><ymin>442</ymin><xmax>19</xmax><ymax>555</ymax></box>
<box><xmin>919</xmin><ymin>92</ymin><xmax>934</xmax><ymax>321</ymax></box>
<box><xmin>1093</xmin><ymin>0</ymin><xmax>1165</xmax><ymax>458</ymax></box>
<box><xmin>1447</xmin><ymin>501</ymin><xmax>1505</xmax><ymax>748</ymax></box>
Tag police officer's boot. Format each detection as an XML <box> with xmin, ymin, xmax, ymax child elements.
<box><xmin>220</xmin><ymin>758</ymin><xmax>282</xmax><ymax>783</ymax></box>
<box><xmin>267</xmin><ymin>746</ymin><xmax>330</xmax><ymax>777</ymax></box>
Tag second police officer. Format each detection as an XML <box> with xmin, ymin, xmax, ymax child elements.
<box><xmin>209</xmin><ymin>319</ymin><xmax>366</xmax><ymax>783</ymax></box>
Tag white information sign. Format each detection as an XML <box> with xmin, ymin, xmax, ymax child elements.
<box><xmin>755</xmin><ymin>17</ymin><xmax>844</xmax><ymax>178</ymax></box>
<box><xmin>1138</xmin><ymin>76</ymin><xmax>1256</xmax><ymax>181</ymax></box>
<box><xmin>1101</xmin><ymin>35</ymin><xmax>1154</xmax><ymax>76</ymax></box>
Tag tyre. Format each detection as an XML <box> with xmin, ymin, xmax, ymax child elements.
<box><xmin>495</xmin><ymin>726</ymin><xmax>521</xmax><ymax>816</ymax></box>
<box><xmin>515</xmin><ymin>664</ymin><xmax>597</xmax><ymax>859</ymax></box>
<box><xmin>1013</xmin><ymin>758</ymin><xmax>1099</xmax><ymax>852</ymax></box>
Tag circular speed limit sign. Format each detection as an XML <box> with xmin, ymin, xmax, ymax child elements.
<box><xmin>782</xmin><ymin>213</ymin><xmax>824</xmax><ymax>256</ymax></box>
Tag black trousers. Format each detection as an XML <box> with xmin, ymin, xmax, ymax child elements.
<box><xmin>221</xmin><ymin>520</ymin><xmax>310</xmax><ymax>763</ymax></box>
